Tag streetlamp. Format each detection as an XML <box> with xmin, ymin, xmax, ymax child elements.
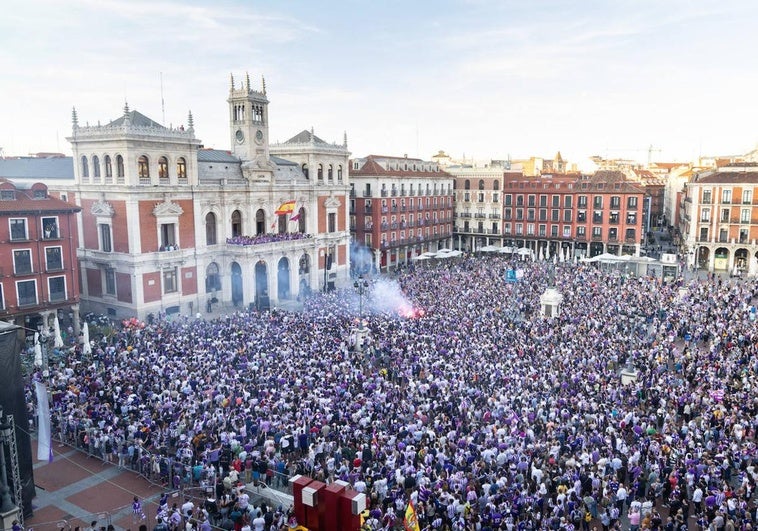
<box><xmin>353</xmin><ymin>275</ymin><xmax>369</xmax><ymax>322</ymax></box>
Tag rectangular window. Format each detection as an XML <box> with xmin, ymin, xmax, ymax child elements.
<box><xmin>99</xmin><ymin>224</ymin><xmax>112</xmax><ymax>252</ymax></box>
<box><xmin>627</xmin><ymin>196</ymin><xmax>638</xmax><ymax>209</ymax></box>
<box><xmin>552</xmin><ymin>195</ymin><xmax>560</xmax><ymax>208</ymax></box>
<box><xmin>577</xmin><ymin>196</ymin><xmax>587</xmax><ymax>208</ymax></box>
<box><xmin>516</xmin><ymin>195</ymin><xmax>524</xmax><ymax>206</ymax></box>
<box><xmin>563</xmin><ymin>210</ymin><xmax>572</xmax><ymax>222</ymax></box>
<box><xmin>163</xmin><ymin>268</ymin><xmax>178</xmax><ymax>293</ymax></box>
<box><xmin>515</xmin><ymin>223</ymin><xmax>523</xmax><ymax>235</ymax></box>
<box><xmin>722</xmin><ymin>189</ymin><xmax>732</xmax><ymax>203</ymax></box>
<box><xmin>550</xmin><ymin>225</ymin><xmax>558</xmax><ymax>237</ymax></box>
<box><xmin>504</xmin><ymin>194</ymin><xmax>512</xmax><ymax>206</ymax></box>
<box><xmin>721</xmin><ymin>208</ymin><xmax>730</xmax><ymax>222</ymax></box>
<box><xmin>593</xmin><ymin>211</ymin><xmax>603</xmax><ymax>223</ymax></box>
<box><xmin>0</xmin><ymin>284</ymin><xmax>3</xmax><ymax>310</ymax></box>
<box><xmin>13</xmin><ymin>249</ymin><xmax>32</xmax><ymax>275</ymax></box>
<box><xmin>551</xmin><ymin>209</ymin><xmax>559</xmax><ymax>222</ymax></box>
<box><xmin>48</xmin><ymin>276</ymin><xmax>66</xmax><ymax>302</ymax></box>
<box><xmin>16</xmin><ymin>279</ymin><xmax>37</xmax><ymax>306</ymax></box>
<box><xmin>492</xmin><ymin>193</ymin><xmax>499</xmax><ymax>203</ymax></box>
<box><xmin>527</xmin><ymin>209</ymin><xmax>535</xmax><ymax>221</ymax></box>
<box><xmin>539</xmin><ymin>195</ymin><xmax>547</xmax><ymax>207</ymax></box>
<box><xmin>503</xmin><ymin>223</ymin><xmax>511</xmax><ymax>235</ymax></box>
<box><xmin>41</xmin><ymin>217</ymin><xmax>59</xmax><ymax>239</ymax></box>
<box><xmin>104</xmin><ymin>269</ymin><xmax>116</xmax><ymax>296</ymax></box>
<box><xmin>538</xmin><ymin>224</ymin><xmax>546</xmax><ymax>236</ymax></box>
<box><xmin>576</xmin><ymin>226</ymin><xmax>586</xmax><ymax>237</ymax></box>
<box><xmin>593</xmin><ymin>196</ymin><xmax>603</xmax><ymax>209</ymax></box>
<box><xmin>564</xmin><ymin>196</ymin><xmax>573</xmax><ymax>208</ymax></box>
<box><xmin>539</xmin><ymin>209</ymin><xmax>547</xmax><ymax>221</ymax></box>
<box><xmin>625</xmin><ymin>228</ymin><xmax>636</xmax><ymax>241</ymax></box>
<box><xmin>741</xmin><ymin>208</ymin><xmax>751</xmax><ymax>223</ymax></box>
<box><xmin>700</xmin><ymin>208</ymin><xmax>710</xmax><ymax>222</ymax></box>
<box><xmin>515</xmin><ymin>208</ymin><xmax>523</xmax><ymax>220</ymax></box>
<box><xmin>627</xmin><ymin>212</ymin><xmax>637</xmax><ymax>224</ymax></box>
<box><xmin>160</xmin><ymin>223</ymin><xmax>176</xmax><ymax>249</ymax></box>
<box><xmin>702</xmin><ymin>189</ymin><xmax>712</xmax><ymax>204</ymax></box>
<box><xmin>503</xmin><ymin>208</ymin><xmax>512</xmax><ymax>220</ymax></box>
<box><xmin>45</xmin><ymin>247</ymin><xmax>63</xmax><ymax>271</ymax></box>
<box><xmin>464</xmin><ymin>192</ymin><xmax>470</xmax><ymax>202</ymax></box>
<box><xmin>592</xmin><ymin>226</ymin><xmax>602</xmax><ymax>238</ymax></box>
<box><xmin>328</xmin><ymin>212</ymin><xmax>337</xmax><ymax>233</ymax></box>
<box><xmin>577</xmin><ymin>211</ymin><xmax>586</xmax><ymax>223</ymax></box>
<box><xmin>743</xmin><ymin>189</ymin><xmax>752</xmax><ymax>204</ymax></box>
<box><xmin>610</xmin><ymin>196</ymin><xmax>621</xmax><ymax>209</ymax></box>
<box><xmin>609</xmin><ymin>227</ymin><xmax>618</xmax><ymax>241</ymax></box>
<box><xmin>478</xmin><ymin>192</ymin><xmax>484</xmax><ymax>202</ymax></box>
<box><xmin>9</xmin><ymin>218</ymin><xmax>27</xmax><ymax>241</ymax></box>
<box><xmin>0</xmin><ymin>190</ymin><xmax>14</xmax><ymax>201</ymax></box>
<box><xmin>562</xmin><ymin>226</ymin><xmax>571</xmax><ymax>238</ymax></box>
<box><xmin>526</xmin><ymin>223</ymin><xmax>535</xmax><ymax>235</ymax></box>
<box><xmin>527</xmin><ymin>195</ymin><xmax>536</xmax><ymax>207</ymax></box>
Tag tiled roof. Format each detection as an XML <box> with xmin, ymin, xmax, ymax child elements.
<box><xmin>197</xmin><ymin>149</ymin><xmax>239</xmax><ymax>163</ymax></box>
<box><xmin>283</xmin><ymin>130</ymin><xmax>329</xmax><ymax>145</ymax></box>
<box><xmin>271</xmin><ymin>155</ymin><xmax>298</xmax><ymax>167</ymax></box>
<box><xmin>107</xmin><ymin>110</ymin><xmax>165</xmax><ymax>128</ymax></box>
<box><xmin>351</xmin><ymin>155</ymin><xmax>449</xmax><ymax>177</ymax></box>
<box><xmin>696</xmin><ymin>171</ymin><xmax>758</xmax><ymax>184</ymax></box>
<box><xmin>0</xmin><ymin>157</ymin><xmax>74</xmax><ymax>180</ymax></box>
<box><xmin>0</xmin><ymin>185</ymin><xmax>79</xmax><ymax>214</ymax></box>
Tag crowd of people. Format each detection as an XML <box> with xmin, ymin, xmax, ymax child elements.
<box><xmin>34</xmin><ymin>255</ymin><xmax>758</xmax><ymax>530</ymax></box>
<box><xmin>226</xmin><ymin>233</ymin><xmax>312</xmax><ymax>246</ymax></box>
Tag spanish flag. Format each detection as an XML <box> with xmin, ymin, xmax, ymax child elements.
<box><xmin>275</xmin><ymin>200</ymin><xmax>296</xmax><ymax>215</ymax></box>
<box><xmin>404</xmin><ymin>499</ymin><xmax>420</xmax><ymax>531</ymax></box>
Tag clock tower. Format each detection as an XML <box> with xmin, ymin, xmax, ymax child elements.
<box><xmin>228</xmin><ymin>72</ymin><xmax>271</xmax><ymax>163</ymax></box>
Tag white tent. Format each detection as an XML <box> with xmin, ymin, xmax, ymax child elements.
<box><xmin>436</xmin><ymin>250</ymin><xmax>462</xmax><ymax>258</ymax></box>
<box><xmin>479</xmin><ymin>245</ymin><xmax>501</xmax><ymax>253</ymax></box>
<box><xmin>498</xmin><ymin>246</ymin><xmax>515</xmax><ymax>254</ymax></box>
<box><xmin>53</xmin><ymin>316</ymin><xmax>64</xmax><ymax>348</ymax></box>
<box><xmin>516</xmin><ymin>248</ymin><xmax>532</xmax><ymax>256</ymax></box>
<box><xmin>412</xmin><ymin>254</ymin><xmax>431</xmax><ymax>261</ymax></box>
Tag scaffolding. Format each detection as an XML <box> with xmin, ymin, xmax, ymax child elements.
<box><xmin>6</xmin><ymin>413</ymin><xmax>22</xmax><ymax>526</ymax></box>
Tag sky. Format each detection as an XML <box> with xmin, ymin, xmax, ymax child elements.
<box><xmin>2</xmin><ymin>0</ymin><xmax>758</xmax><ymax>169</ymax></box>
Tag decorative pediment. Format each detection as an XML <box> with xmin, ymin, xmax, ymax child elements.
<box><xmin>153</xmin><ymin>200</ymin><xmax>184</xmax><ymax>218</ymax></box>
<box><xmin>324</xmin><ymin>196</ymin><xmax>342</xmax><ymax>209</ymax></box>
<box><xmin>90</xmin><ymin>200</ymin><xmax>114</xmax><ymax>217</ymax></box>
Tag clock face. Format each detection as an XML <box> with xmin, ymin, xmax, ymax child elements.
<box><xmin>255</xmin><ymin>129</ymin><xmax>264</xmax><ymax>143</ymax></box>
<box><xmin>235</xmin><ymin>129</ymin><xmax>245</xmax><ymax>143</ymax></box>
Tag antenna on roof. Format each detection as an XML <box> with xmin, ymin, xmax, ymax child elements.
<box><xmin>160</xmin><ymin>72</ymin><xmax>166</xmax><ymax>125</ymax></box>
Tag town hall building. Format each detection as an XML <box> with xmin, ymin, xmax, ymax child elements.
<box><xmin>69</xmin><ymin>73</ymin><xmax>351</xmax><ymax>320</ymax></box>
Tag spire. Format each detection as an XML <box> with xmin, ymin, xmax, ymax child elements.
<box><xmin>123</xmin><ymin>100</ymin><xmax>130</xmax><ymax>115</ymax></box>
<box><xmin>310</xmin><ymin>126</ymin><xmax>314</xmax><ymax>140</ymax></box>
<box><xmin>262</xmin><ymin>75</ymin><xmax>267</xmax><ymax>95</ymax></box>
<box><xmin>123</xmin><ymin>101</ymin><xmax>131</xmax><ymax>125</ymax></box>
<box><xmin>245</xmin><ymin>72</ymin><xmax>251</xmax><ymax>92</ymax></box>
<box><xmin>187</xmin><ymin>110</ymin><xmax>194</xmax><ymax>130</ymax></box>
<box><xmin>72</xmin><ymin>107</ymin><xmax>79</xmax><ymax>129</ymax></box>
<box><xmin>230</xmin><ymin>73</ymin><xmax>235</xmax><ymax>91</ymax></box>
<box><xmin>343</xmin><ymin>130</ymin><xmax>348</xmax><ymax>147</ymax></box>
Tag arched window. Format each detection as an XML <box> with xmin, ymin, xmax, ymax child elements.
<box><xmin>231</xmin><ymin>210</ymin><xmax>242</xmax><ymax>237</ymax></box>
<box><xmin>158</xmin><ymin>156</ymin><xmax>169</xmax><ymax>181</ymax></box>
<box><xmin>464</xmin><ymin>179</ymin><xmax>470</xmax><ymax>190</ymax></box>
<box><xmin>317</xmin><ymin>164</ymin><xmax>324</xmax><ymax>180</ymax></box>
<box><xmin>302</xmin><ymin>164</ymin><xmax>309</xmax><ymax>179</ymax></box>
<box><xmin>494</xmin><ymin>180</ymin><xmax>500</xmax><ymax>191</ymax></box>
<box><xmin>337</xmin><ymin>165</ymin><xmax>343</xmax><ymax>181</ymax></box>
<box><xmin>328</xmin><ymin>165</ymin><xmax>333</xmax><ymax>180</ymax></box>
<box><xmin>104</xmin><ymin>155</ymin><xmax>113</xmax><ymax>181</ymax></box>
<box><xmin>116</xmin><ymin>155</ymin><xmax>125</xmax><ymax>182</ymax></box>
<box><xmin>81</xmin><ymin>156</ymin><xmax>89</xmax><ymax>179</ymax></box>
<box><xmin>255</xmin><ymin>209</ymin><xmax>265</xmax><ymax>235</ymax></box>
<box><xmin>205</xmin><ymin>212</ymin><xmax>217</xmax><ymax>245</ymax></box>
<box><xmin>205</xmin><ymin>262</ymin><xmax>221</xmax><ymax>293</ymax></box>
<box><xmin>138</xmin><ymin>155</ymin><xmax>150</xmax><ymax>183</ymax></box>
<box><xmin>177</xmin><ymin>157</ymin><xmax>187</xmax><ymax>181</ymax></box>
<box><xmin>92</xmin><ymin>155</ymin><xmax>101</xmax><ymax>179</ymax></box>
<box><xmin>479</xmin><ymin>179</ymin><xmax>485</xmax><ymax>190</ymax></box>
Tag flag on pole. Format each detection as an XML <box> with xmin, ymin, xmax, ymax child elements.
<box><xmin>404</xmin><ymin>499</ymin><xmax>420</xmax><ymax>531</ymax></box>
<box><xmin>35</xmin><ymin>380</ymin><xmax>54</xmax><ymax>462</ymax></box>
<box><xmin>275</xmin><ymin>200</ymin><xmax>296</xmax><ymax>215</ymax></box>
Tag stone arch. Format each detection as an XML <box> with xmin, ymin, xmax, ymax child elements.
<box><xmin>230</xmin><ymin>262</ymin><xmax>243</xmax><ymax>306</ymax></box>
<box><xmin>278</xmin><ymin>257</ymin><xmax>291</xmax><ymax>300</ymax></box>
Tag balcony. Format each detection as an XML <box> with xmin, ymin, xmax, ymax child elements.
<box><xmin>380</xmin><ymin>190</ymin><xmax>388</xmax><ymax>197</ymax></box>
<box><xmin>459</xmin><ymin>213</ymin><xmax>472</xmax><ymax>218</ymax></box>
<box><xmin>349</xmin><ymin>189</ymin><xmax>356</xmax><ymax>198</ymax></box>
<box><xmin>380</xmin><ymin>223</ymin><xmax>389</xmax><ymax>230</ymax></box>
<box><xmin>489</xmin><ymin>213</ymin><xmax>501</xmax><ymax>219</ymax></box>
<box><xmin>381</xmin><ymin>207</ymin><xmax>388</xmax><ymax>214</ymax></box>
<box><xmin>364</xmin><ymin>223</ymin><xmax>373</xmax><ymax>230</ymax></box>
<box><xmin>363</xmin><ymin>190</ymin><xmax>373</xmax><ymax>198</ymax></box>
<box><xmin>391</xmin><ymin>189</ymin><xmax>398</xmax><ymax>196</ymax></box>
<box><xmin>474</xmin><ymin>213</ymin><xmax>487</xmax><ymax>219</ymax></box>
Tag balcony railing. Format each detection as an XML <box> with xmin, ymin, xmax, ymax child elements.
<box><xmin>380</xmin><ymin>190</ymin><xmax>388</xmax><ymax>197</ymax></box>
<box><xmin>363</xmin><ymin>190</ymin><xmax>373</xmax><ymax>198</ymax></box>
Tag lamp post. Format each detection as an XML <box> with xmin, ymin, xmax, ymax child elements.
<box><xmin>353</xmin><ymin>275</ymin><xmax>369</xmax><ymax>324</ymax></box>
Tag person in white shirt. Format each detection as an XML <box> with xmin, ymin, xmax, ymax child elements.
<box><xmin>252</xmin><ymin>510</ymin><xmax>266</xmax><ymax>531</ymax></box>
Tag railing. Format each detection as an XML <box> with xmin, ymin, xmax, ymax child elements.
<box><xmin>380</xmin><ymin>190</ymin><xmax>388</xmax><ymax>197</ymax></box>
<box><xmin>363</xmin><ymin>190</ymin><xmax>372</xmax><ymax>197</ymax></box>
<box><xmin>489</xmin><ymin>214</ymin><xmax>501</xmax><ymax>219</ymax></box>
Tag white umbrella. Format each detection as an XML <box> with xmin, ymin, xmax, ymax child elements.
<box><xmin>82</xmin><ymin>322</ymin><xmax>92</xmax><ymax>356</ymax></box>
<box><xmin>33</xmin><ymin>332</ymin><xmax>42</xmax><ymax>367</ymax></box>
<box><xmin>53</xmin><ymin>316</ymin><xmax>64</xmax><ymax>348</ymax></box>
